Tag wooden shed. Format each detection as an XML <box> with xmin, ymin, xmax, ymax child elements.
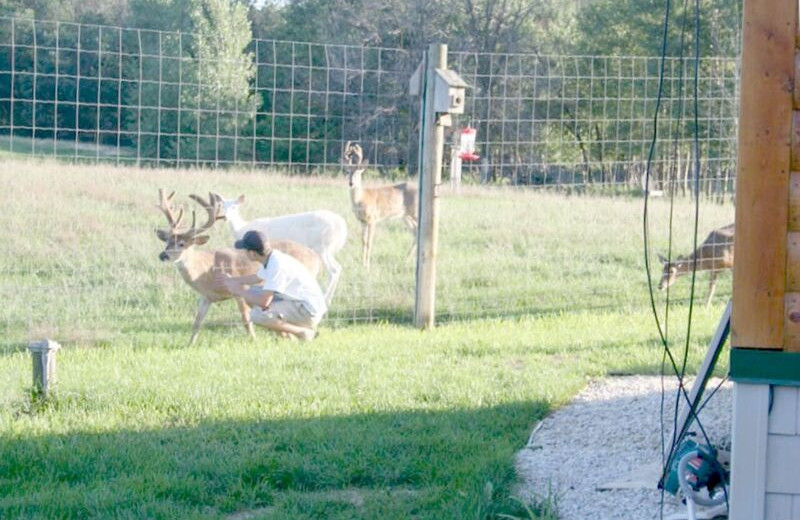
<box><xmin>729</xmin><ymin>0</ymin><xmax>800</xmax><ymax>517</ymax></box>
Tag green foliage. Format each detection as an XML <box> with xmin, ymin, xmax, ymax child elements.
<box><xmin>123</xmin><ymin>0</ymin><xmax>195</xmax><ymax>31</ymax></box>
<box><xmin>180</xmin><ymin>0</ymin><xmax>259</xmax><ymax>164</ymax></box>
<box><xmin>0</xmin><ymin>1</ymin><xmax>741</xmax><ymax>183</ymax></box>
<box><xmin>570</xmin><ymin>0</ymin><xmax>741</xmax><ymax>58</ymax></box>
<box><xmin>0</xmin><ymin>0</ymin><xmax>75</xmax><ymax>21</ymax></box>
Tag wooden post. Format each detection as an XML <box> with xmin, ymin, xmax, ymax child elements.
<box><xmin>731</xmin><ymin>0</ymin><xmax>794</xmax><ymax>350</ymax></box>
<box><xmin>414</xmin><ymin>43</ymin><xmax>447</xmax><ymax>329</ymax></box>
<box><xmin>729</xmin><ymin>1</ymin><xmax>800</xmax><ymax>519</ymax></box>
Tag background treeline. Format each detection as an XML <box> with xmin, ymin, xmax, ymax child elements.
<box><xmin>0</xmin><ymin>0</ymin><xmax>741</xmax><ymax>56</ymax></box>
<box><xmin>0</xmin><ymin>0</ymin><xmax>742</xmax><ymax>191</ymax></box>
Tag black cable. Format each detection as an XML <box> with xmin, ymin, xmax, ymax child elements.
<box><xmin>640</xmin><ymin>1</ymin><xmax>676</xmax><ymax>514</ymax></box>
<box><xmin>664</xmin><ymin>0</ymin><xmax>721</xmax><ymax>473</ymax></box>
<box><xmin>672</xmin><ymin>0</ymin><xmax>731</xmax><ymax>510</ymax></box>
<box><xmin>664</xmin><ymin>0</ymin><xmax>691</xmax><ymax>491</ymax></box>
<box><xmin>644</xmin><ymin>0</ymin><xmax>730</xmax><ymax>513</ymax></box>
<box><xmin>657</xmin><ymin>1</ymin><xmax>688</xmax><ymax>514</ymax></box>
<box><xmin>694</xmin><ymin>375</ymin><xmax>728</xmax><ymax>417</ymax></box>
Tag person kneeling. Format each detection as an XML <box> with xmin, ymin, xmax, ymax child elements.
<box><xmin>215</xmin><ymin>230</ymin><xmax>327</xmax><ymax>341</ymax></box>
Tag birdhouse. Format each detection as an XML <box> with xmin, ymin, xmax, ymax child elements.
<box><xmin>434</xmin><ymin>69</ymin><xmax>468</xmax><ymax>114</ymax></box>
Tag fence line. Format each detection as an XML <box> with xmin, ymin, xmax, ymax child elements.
<box><xmin>0</xmin><ymin>17</ymin><xmax>740</xmax><ymax>347</ymax></box>
<box><xmin>0</xmin><ymin>16</ymin><xmax>739</xmax><ymax>194</ymax></box>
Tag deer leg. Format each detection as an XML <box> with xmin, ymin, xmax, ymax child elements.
<box><xmin>361</xmin><ymin>222</ymin><xmax>370</xmax><ymax>269</ymax></box>
<box><xmin>366</xmin><ymin>221</ymin><xmax>378</xmax><ymax>270</ymax></box>
<box><xmin>189</xmin><ymin>297</ymin><xmax>213</xmax><ymax>346</ymax></box>
<box><xmin>705</xmin><ymin>271</ymin><xmax>719</xmax><ymax>308</ymax></box>
<box><xmin>234</xmin><ymin>296</ymin><xmax>256</xmax><ymax>340</ymax></box>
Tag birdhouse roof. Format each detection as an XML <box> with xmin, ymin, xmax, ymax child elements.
<box><xmin>435</xmin><ymin>69</ymin><xmax>468</xmax><ymax>88</ymax></box>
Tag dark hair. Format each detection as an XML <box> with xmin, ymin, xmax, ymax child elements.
<box><xmin>234</xmin><ymin>230</ymin><xmax>270</xmax><ymax>255</ymax></box>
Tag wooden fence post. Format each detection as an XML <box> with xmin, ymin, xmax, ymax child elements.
<box><xmin>414</xmin><ymin>43</ymin><xmax>447</xmax><ymax>329</ymax></box>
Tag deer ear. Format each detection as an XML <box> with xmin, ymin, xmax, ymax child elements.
<box><xmin>194</xmin><ymin>235</ymin><xmax>210</xmax><ymax>246</ymax></box>
<box><xmin>657</xmin><ymin>253</ymin><xmax>668</xmax><ymax>264</ymax></box>
<box><xmin>237</xmin><ymin>194</ymin><xmax>246</xmax><ymax>204</ymax></box>
<box><xmin>156</xmin><ymin>229</ymin><xmax>169</xmax><ymax>242</ymax></box>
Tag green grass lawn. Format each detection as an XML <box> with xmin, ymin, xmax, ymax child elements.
<box><xmin>0</xmin><ymin>159</ymin><xmax>734</xmax><ymax>519</ymax></box>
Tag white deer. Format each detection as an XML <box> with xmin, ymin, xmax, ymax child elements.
<box><xmin>155</xmin><ymin>190</ymin><xmax>321</xmax><ymax>345</ymax></box>
<box><xmin>210</xmin><ymin>192</ymin><xmax>347</xmax><ymax>305</ymax></box>
<box><xmin>343</xmin><ymin>141</ymin><xmax>418</xmax><ymax>269</ymax></box>
<box><xmin>658</xmin><ymin>223</ymin><xmax>735</xmax><ymax>307</ymax></box>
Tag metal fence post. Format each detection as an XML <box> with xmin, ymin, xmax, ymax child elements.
<box><xmin>27</xmin><ymin>339</ymin><xmax>61</xmax><ymax>397</ymax></box>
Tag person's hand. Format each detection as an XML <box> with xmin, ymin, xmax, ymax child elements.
<box><xmin>214</xmin><ymin>271</ymin><xmax>233</xmax><ymax>290</ymax></box>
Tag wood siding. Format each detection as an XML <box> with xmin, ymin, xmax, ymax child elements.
<box><xmin>732</xmin><ymin>385</ymin><xmax>800</xmax><ymax>520</ymax></box>
<box><xmin>732</xmin><ymin>0</ymin><xmax>795</xmax><ymax>350</ymax></box>
<box><xmin>765</xmin><ymin>386</ymin><xmax>800</xmax><ymax>518</ymax></box>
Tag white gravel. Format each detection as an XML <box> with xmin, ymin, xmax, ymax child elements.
<box><xmin>515</xmin><ymin>376</ymin><xmax>731</xmax><ymax>520</ymax></box>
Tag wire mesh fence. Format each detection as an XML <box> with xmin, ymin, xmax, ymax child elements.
<box><xmin>0</xmin><ymin>16</ymin><xmax>739</xmax><ymax>349</ymax></box>
<box><xmin>451</xmin><ymin>51</ymin><xmax>738</xmax><ymax>198</ymax></box>
<box><xmin>0</xmin><ymin>159</ymin><xmax>736</xmax><ymax>351</ymax></box>
<box><xmin>0</xmin><ymin>16</ymin><xmax>739</xmax><ymax>193</ymax></box>
<box><xmin>0</xmin><ymin>17</ymin><xmax>419</xmax><ymax>172</ymax></box>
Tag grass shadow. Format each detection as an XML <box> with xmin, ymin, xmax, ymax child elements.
<box><xmin>1</xmin><ymin>401</ymin><xmax>550</xmax><ymax>519</ymax></box>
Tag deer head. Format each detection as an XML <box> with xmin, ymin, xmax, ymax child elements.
<box><xmin>210</xmin><ymin>191</ymin><xmax>247</xmax><ymax>221</ymax></box>
<box><xmin>657</xmin><ymin>253</ymin><xmax>688</xmax><ymax>290</ymax></box>
<box><xmin>155</xmin><ymin>189</ymin><xmax>219</xmax><ymax>262</ymax></box>
<box><xmin>343</xmin><ymin>141</ymin><xmax>368</xmax><ymax>187</ymax></box>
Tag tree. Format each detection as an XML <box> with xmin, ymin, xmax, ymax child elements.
<box><xmin>0</xmin><ymin>0</ymin><xmax>75</xmax><ymax>20</ymax></box>
<box><xmin>127</xmin><ymin>0</ymin><xmax>194</xmax><ymax>32</ymax></box>
<box><xmin>569</xmin><ymin>0</ymin><xmax>741</xmax><ymax>58</ymax></box>
<box><xmin>125</xmin><ymin>0</ymin><xmax>259</xmax><ymax>164</ymax></box>
<box><xmin>544</xmin><ymin>0</ymin><xmax>742</xmax><ymax>192</ymax></box>
<box><xmin>181</xmin><ymin>0</ymin><xmax>259</xmax><ymax>164</ymax></box>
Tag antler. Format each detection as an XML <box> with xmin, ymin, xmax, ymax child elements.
<box><xmin>157</xmin><ymin>188</ymin><xmax>185</xmax><ymax>229</ymax></box>
<box><xmin>343</xmin><ymin>141</ymin><xmax>364</xmax><ymax>169</ymax></box>
<box><xmin>189</xmin><ymin>192</ymin><xmax>223</xmax><ymax>219</ymax></box>
<box><xmin>186</xmin><ymin>192</ymin><xmax>220</xmax><ymax>236</ymax></box>
<box><xmin>208</xmin><ymin>191</ymin><xmax>222</xmax><ymax>205</ymax></box>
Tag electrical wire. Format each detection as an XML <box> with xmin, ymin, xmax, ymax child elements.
<box><xmin>642</xmin><ymin>0</ymin><xmax>729</xmax><ymax>516</ymax></box>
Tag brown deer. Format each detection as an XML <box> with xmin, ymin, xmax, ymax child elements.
<box><xmin>155</xmin><ymin>190</ymin><xmax>321</xmax><ymax>345</ymax></box>
<box><xmin>658</xmin><ymin>223</ymin><xmax>735</xmax><ymax>307</ymax></box>
<box><xmin>343</xmin><ymin>141</ymin><xmax>418</xmax><ymax>269</ymax></box>
<box><xmin>208</xmin><ymin>192</ymin><xmax>346</xmax><ymax>305</ymax></box>
<box><xmin>190</xmin><ymin>193</ymin><xmax>322</xmax><ymax>279</ymax></box>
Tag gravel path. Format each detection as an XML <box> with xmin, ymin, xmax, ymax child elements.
<box><xmin>516</xmin><ymin>376</ymin><xmax>731</xmax><ymax>520</ymax></box>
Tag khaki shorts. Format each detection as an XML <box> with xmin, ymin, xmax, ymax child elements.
<box><xmin>250</xmin><ymin>298</ymin><xmax>321</xmax><ymax>330</ymax></box>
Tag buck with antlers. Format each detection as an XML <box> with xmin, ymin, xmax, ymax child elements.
<box><xmin>155</xmin><ymin>190</ymin><xmax>321</xmax><ymax>345</ymax></box>
<box><xmin>210</xmin><ymin>193</ymin><xmax>347</xmax><ymax>305</ymax></box>
<box><xmin>658</xmin><ymin>223</ymin><xmax>735</xmax><ymax>307</ymax></box>
<box><xmin>343</xmin><ymin>141</ymin><xmax>418</xmax><ymax>269</ymax></box>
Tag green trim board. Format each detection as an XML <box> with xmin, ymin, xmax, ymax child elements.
<box><xmin>730</xmin><ymin>349</ymin><xmax>800</xmax><ymax>386</ymax></box>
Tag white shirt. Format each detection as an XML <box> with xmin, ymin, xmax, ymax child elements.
<box><xmin>256</xmin><ymin>250</ymin><xmax>327</xmax><ymax>317</ymax></box>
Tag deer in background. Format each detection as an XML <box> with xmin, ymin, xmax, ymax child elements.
<box><xmin>210</xmin><ymin>192</ymin><xmax>346</xmax><ymax>305</ymax></box>
<box><xmin>156</xmin><ymin>190</ymin><xmax>321</xmax><ymax>345</ymax></box>
<box><xmin>658</xmin><ymin>223</ymin><xmax>735</xmax><ymax>307</ymax></box>
<box><xmin>343</xmin><ymin>141</ymin><xmax>418</xmax><ymax>269</ymax></box>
